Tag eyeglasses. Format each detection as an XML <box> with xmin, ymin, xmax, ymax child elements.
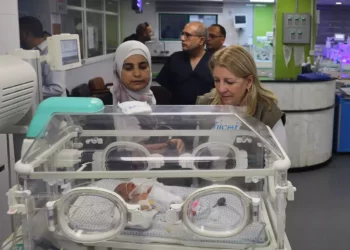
<box><xmin>180</xmin><ymin>32</ymin><xmax>203</xmax><ymax>39</ymax></box>
<box><xmin>208</xmin><ymin>34</ymin><xmax>224</xmax><ymax>40</ymax></box>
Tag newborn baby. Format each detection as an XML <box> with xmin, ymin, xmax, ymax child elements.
<box><xmin>114</xmin><ymin>180</ymin><xmax>183</xmax><ymax>212</ymax></box>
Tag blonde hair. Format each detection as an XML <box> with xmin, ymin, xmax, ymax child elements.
<box><xmin>208</xmin><ymin>45</ymin><xmax>277</xmax><ymax>116</ymax></box>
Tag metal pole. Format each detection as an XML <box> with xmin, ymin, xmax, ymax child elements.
<box><xmin>6</xmin><ymin>134</ymin><xmax>15</xmax><ymax>233</ymax></box>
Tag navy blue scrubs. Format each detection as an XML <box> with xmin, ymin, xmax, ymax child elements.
<box><xmin>156</xmin><ymin>51</ymin><xmax>214</xmax><ymax>105</ymax></box>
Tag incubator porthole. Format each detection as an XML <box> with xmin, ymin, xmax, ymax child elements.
<box><xmin>62</xmin><ymin>194</ymin><xmax>121</xmax><ymax>232</ymax></box>
<box><xmin>186</xmin><ymin>193</ymin><xmax>245</xmax><ymax>234</ymax></box>
<box><xmin>103</xmin><ymin>142</ymin><xmax>150</xmax><ymax>171</ymax></box>
<box><xmin>182</xmin><ymin>186</ymin><xmax>251</xmax><ymax>238</ymax></box>
<box><xmin>193</xmin><ymin>142</ymin><xmax>238</xmax><ymax>171</ymax></box>
<box><xmin>56</xmin><ymin>188</ymin><xmax>128</xmax><ymax>243</ymax></box>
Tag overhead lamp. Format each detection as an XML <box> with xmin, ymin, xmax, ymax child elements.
<box><xmin>336</xmin><ymin>2</ymin><xmax>342</xmax><ymax>4</ymax></box>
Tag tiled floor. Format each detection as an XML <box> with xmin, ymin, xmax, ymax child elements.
<box><xmin>286</xmin><ymin>154</ymin><xmax>350</xmax><ymax>250</ymax></box>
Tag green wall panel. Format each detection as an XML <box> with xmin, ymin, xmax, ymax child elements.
<box><xmin>274</xmin><ymin>0</ymin><xmax>317</xmax><ymax>79</ymax></box>
<box><xmin>253</xmin><ymin>4</ymin><xmax>274</xmax><ymax>46</ymax></box>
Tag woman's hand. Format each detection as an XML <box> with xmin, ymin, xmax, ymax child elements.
<box><xmin>145</xmin><ymin>143</ymin><xmax>168</xmax><ymax>154</ymax></box>
<box><xmin>167</xmin><ymin>139</ymin><xmax>185</xmax><ymax>154</ymax></box>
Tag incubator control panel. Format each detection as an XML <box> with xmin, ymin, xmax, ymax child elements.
<box><xmin>283</xmin><ymin>13</ymin><xmax>311</xmax><ymax>44</ymax></box>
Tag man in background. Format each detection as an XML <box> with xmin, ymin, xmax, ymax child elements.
<box><xmin>19</xmin><ymin>16</ymin><xmax>66</xmax><ymax>98</ymax></box>
<box><xmin>156</xmin><ymin>22</ymin><xmax>214</xmax><ymax>105</ymax></box>
<box><xmin>123</xmin><ymin>22</ymin><xmax>153</xmax><ymax>43</ymax></box>
<box><xmin>206</xmin><ymin>24</ymin><xmax>226</xmax><ymax>53</ymax></box>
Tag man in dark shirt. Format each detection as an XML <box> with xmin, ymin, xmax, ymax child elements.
<box><xmin>123</xmin><ymin>22</ymin><xmax>153</xmax><ymax>43</ymax></box>
<box><xmin>206</xmin><ymin>24</ymin><xmax>226</xmax><ymax>53</ymax></box>
<box><xmin>156</xmin><ymin>22</ymin><xmax>214</xmax><ymax>105</ymax></box>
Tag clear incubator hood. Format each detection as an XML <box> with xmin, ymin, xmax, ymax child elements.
<box><xmin>9</xmin><ymin>103</ymin><xmax>294</xmax><ymax>250</ymax></box>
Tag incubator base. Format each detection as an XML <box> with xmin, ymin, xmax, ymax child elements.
<box><xmin>7</xmin><ymin>104</ymin><xmax>294</xmax><ymax>250</ymax></box>
<box><xmin>2</xmin><ymin>192</ymin><xmax>291</xmax><ymax>250</ymax></box>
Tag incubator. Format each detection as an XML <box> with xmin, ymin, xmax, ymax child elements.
<box><xmin>7</xmin><ymin>98</ymin><xmax>295</xmax><ymax>250</ymax></box>
<box><xmin>255</xmin><ymin>34</ymin><xmax>273</xmax><ymax>62</ymax></box>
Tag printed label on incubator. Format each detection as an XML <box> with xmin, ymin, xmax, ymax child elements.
<box><xmin>85</xmin><ymin>138</ymin><xmax>103</xmax><ymax>144</ymax></box>
<box><xmin>214</xmin><ymin>120</ymin><xmax>241</xmax><ymax>131</ymax></box>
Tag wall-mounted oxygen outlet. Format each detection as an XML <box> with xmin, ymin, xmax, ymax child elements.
<box><xmin>283</xmin><ymin>13</ymin><xmax>311</xmax><ymax>44</ymax></box>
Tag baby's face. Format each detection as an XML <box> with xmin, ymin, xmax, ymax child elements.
<box><xmin>115</xmin><ymin>182</ymin><xmax>137</xmax><ymax>201</ymax></box>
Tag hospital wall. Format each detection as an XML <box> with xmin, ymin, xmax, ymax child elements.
<box><xmin>0</xmin><ymin>0</ymin><xmax>20</xmax><ymax>243</ymax></box>
<box><xmin>18</xmin><ymin>0</ymin><xmax>115</xmax><ymax>91</ymax></box>
<box><xmin>120</xmin><ymin>1</ymin><xmax>274</xmax><ymax>72</ymax></box>
<box><xmin>120</xmin><ymin>1</ymin><xmax>260</xmax><ymax>47</ymax></box>
<box><xmin>253</xmin><ymin>4</ymin><xmax>274</xmax><ymax>46</ymax></box>
<box><xmin>274</xmin><ymin>0</ymin><xmax>317</xmax><ymax>79</ymax></box>
<box><xmin>316</xmin><ymin>5</ymin><xmax>350</xmax><ymax>45</ymax></box>
<box><xmin>65</xmin><ymin>57</ymin><xmax>114</xmax><ymax>92</ymax></box>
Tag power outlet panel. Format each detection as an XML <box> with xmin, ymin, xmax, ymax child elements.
<box><xmin>283</xmin><ymin>13</ymin><xmax>311</xmax><ymax>44</ymax></box>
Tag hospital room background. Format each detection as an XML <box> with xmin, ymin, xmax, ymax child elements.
<box><xmin>0</xmin><ymin>0</ymin><xmax>350</xmax><ymax>249</ymax></box>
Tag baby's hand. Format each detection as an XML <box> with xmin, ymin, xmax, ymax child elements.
<box><xmin>140</xmin><ymin>204</ymin><xmax>152</xmax><ymax>210</ymax></box>
<box><xmin>139</xmin><ymin>193</ymin><xmax>149</xmax><ymax>200</ymax></box>
<box><xmin>139</xmin><ymin>199</ymin><xmax>152</xmax><ymax>211</ymax></box>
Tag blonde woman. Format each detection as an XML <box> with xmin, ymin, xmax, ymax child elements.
<box><xmin>197</xmin><ymin>45</ymin><xmax>287</xmax><ymax>150</ymax></box>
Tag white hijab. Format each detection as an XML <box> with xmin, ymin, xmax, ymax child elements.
<box><xmin>112</xmin><ymin>41</ymin><xmax>156</xmax><ymax>105</ymax></box>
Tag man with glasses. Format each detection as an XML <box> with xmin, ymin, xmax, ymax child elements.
<box><xmin>206</xmin><ymin>24</ymin><xmax>226</xmax><ymax>53</ymax></box>
<box><xmin>156</xmin><ymin>22</ymin><xmax>214</xmax><ymax>105</ymax></box>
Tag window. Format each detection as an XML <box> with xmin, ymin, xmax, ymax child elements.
<box><xmin>62</xmin><ymin>10</ymin><xmax>84</xmax><ymax>58</ymax></box>
<box><xmin>86</xmin><ymin>0</ymin><xmax>103</xmax><ymax>10</ymax></box>
<box><xmin>87</xmin><ymin>12</ymin><xmax>103</xmax><ymax>57</ymax></box>
<box><xmin>106</xmin><ymin>14</ymin><xmax>119</xmax><ymax>54</ymax></box>
<box><xmin>159</xmin><ymin>13</ymin><xmax>218</xmax><ymax>41</ymax></box>
<box><xmin>67</xmin><ymin>0</ymin><xmax>81</xmax><ymax>7</ymax></box>
<box><xmin>63</xmin><ymin>0</ymin><xmax>120</xmax><ymax>59</ymax></box>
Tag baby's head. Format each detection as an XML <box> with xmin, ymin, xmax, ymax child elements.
<box><xmin>114</xmin><ymin>182</ymin><xmax>137</xmax><ymax>202</ymax></box>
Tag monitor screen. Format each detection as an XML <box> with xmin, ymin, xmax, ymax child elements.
<box><xmin>159</xmin><ymin>14</ymin><xmax>189</xmax><ymax>40</ymax></box>
<box><xmin>60</xmin><ymin>39</ymin><xmax>79</xmax><ymax>66</ymax></box>
<box><xmin>334</xmin><ymin>33</ymin><xmax>345</xmax><ymax>41</ymax></box>
<box><xmin>132</xmin><ymin>0</ymin><xmax>143</xmax><ymax>13</ymax></box>
<box><xmin>235</xmin><ymin>15</ymin><xmax>246</xmax><ymax>24</ymax></box>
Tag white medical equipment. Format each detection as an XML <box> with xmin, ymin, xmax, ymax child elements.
<box><xmin>117</xmin><ymin>101</ymin><xmax>152</xmax><ymax>114</ymax></box>
<box><xmin>233</xmin><ymin>15</ymin><xmax>247</xmax><ymax>29</ymax></box>
<box><xmin>0</xmin><ymin>55</ymin><xmax>38</xmax><ymax>131</ymax></box>
<box><xmin>46</xmin><ymin>33</ymin><xmax>82</xmax><ymax>71</ymax></box>
<box><xmin>255</xmin><ymin>35</ymin><xmax>273</xmax><ymax>62</ymax></box>
<box><xmin>6</xmin><ymin>102</ymin><xmax>295</xmax><ymax>250</ymax></box>
<box><xmin>0</xmin><ymin>54</ymin><xmax>39</xmax><ymax>250</ymax></box>
<box><xmin>266</xmin><ymin>32</ymin><xmax>273</xmax><ymax>39</ymax></box>
<box><xmin>334</xmin><ymin>33</ymin><xmax>345</xmax><ymax>42</ymax></box>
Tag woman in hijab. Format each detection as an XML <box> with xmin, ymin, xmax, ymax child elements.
<box><xmin>111</xmin><ymin>41</ymin><xmax>184</xmax><ymax>155</ymax></box>
<box><xmin>112</xmin><ymin>40</ymin><xmax>156</xmax><ymax>104</ymax></box>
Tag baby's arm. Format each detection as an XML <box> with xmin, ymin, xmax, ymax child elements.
<box><xmin>138</xmin><ymin>199</ymin><xmax>152</xmax><ymax>210</ymax></box>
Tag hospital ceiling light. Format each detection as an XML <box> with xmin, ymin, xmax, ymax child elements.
<box><xmin>336</xmin><ymin>2</ymin><xmax>342</xmax><ymax>4</ymax></box>
<box><xmin>250</xmin><ymin>0</ymin><xmax>274</xmax><ymax>2</ymax></box>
